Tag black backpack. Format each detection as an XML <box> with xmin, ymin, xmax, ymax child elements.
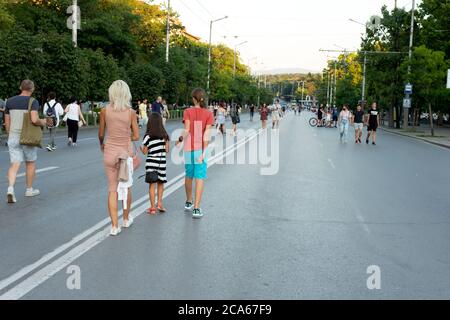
<box><xmin>46</xmin><ymin>101</ymin><xmax>57</xmax><ymax>118</ymax></box>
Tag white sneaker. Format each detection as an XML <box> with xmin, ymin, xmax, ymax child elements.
<box><xmin>46</xmin><ymin>145</ymin><xmax>53</xmax><ymax>152</ymax></box>
<box><xmin>25</xmin><ymin>188</ymin><xmax>40</xmax><ymax>197</ymax></box>
<box><xmin>7</xmin><ymin>188</ymin><xmax>16</xmax><ymax>203</ymax></box>
<box><xmin>122</xmin><ymin>216</ymin><xmax>134</xmax><ymax>228</ymax></box>
<box><xmin>110</xmin><ymin>227</ymin><xmax>122</xmax><ymax>236</ymax></box>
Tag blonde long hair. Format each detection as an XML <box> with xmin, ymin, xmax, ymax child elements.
<box><xmin>108</xmin><ymin>80</ymin><xmax>132</xmax><ymax>112</ymax></box>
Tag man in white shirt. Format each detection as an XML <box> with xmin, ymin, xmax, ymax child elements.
<box><xmin>43</xmin><ymin>92</ymin><xmax>64</xmax><ymax>151</ymax></box>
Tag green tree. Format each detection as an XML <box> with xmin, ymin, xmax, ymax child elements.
<box><xmin>0</xmin><ymin>25</ymin><xmax>44</xmax><ymax>100</ymax></box>
<box><xmin>127</xmin><ymin>63</ymin><xmax>163</xmax><ymax>101</ymax></box>
<box><xmin>0</xmin><ymin>0</ymin><xmax>14</xmax><ymax>31</ymax></box>
<box><xmin>418</xmin><ymin>0</ymin><xmax>450</xmax><ymax>60</ymax></box>
<box><xmin>402</xmin><ymin>45</ymin><xmax>450</xmax><ymax>136</ymax></box>
<box><xmin>361</xmin><ymin>5</ymin><xmax>414</xmax><ymax>127</ymax></box>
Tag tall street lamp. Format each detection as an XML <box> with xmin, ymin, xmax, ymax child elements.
<box><xmin>234</xmin><ymin>41</ymin><xmax>248</xmax><ymax>77</ymax></box>
<box><xmin>348</xmin><ymin>18</ymin><xmax>369</xmax><ymax>107</ymax></box>
<box><xmin>404</xmin><ymin>0</ymin><xmax>416</xmax><ymax>128</ymax></box>
<box><xmin>207</xmin><ymin>16</ymin><xmax>228</xmax><ymax>94</ymax></box>
<box><xmin>165</xmin><ymin>0</ymin><xmax>171</xmax><ymax>63</ymax></box>
<box><xmin>298</xmin><ymin>81</ymin><xmax>305</xmax><ymax>106</ymax></box>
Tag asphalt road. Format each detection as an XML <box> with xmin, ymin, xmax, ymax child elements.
<box><xmin>0</xmin><ymin>111</ymin><xmax>450</xmax><ymax>299</ymax></box>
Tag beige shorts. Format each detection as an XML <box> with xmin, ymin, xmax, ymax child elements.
<box><xmin>8</xmin><ymin>135</ymin><xmax>38</xmax><ymax>163</ymax></box>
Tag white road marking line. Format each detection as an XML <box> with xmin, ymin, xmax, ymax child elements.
<box><xmin>0</xmin><ymin>133</ymin><xmax>251</xmax><ymax>292</ymax></box>
<box><xmin>0</xmin><ymin>134</ymin><xmax>251</xmax><ymax>293</ymax></box>
<box><xmin>327</xmin><ymin>158</ymin><xmax>335</xmax><ymax>169</ymax></box>
<box><xmin>0</xmin><ymin>179</ymin><xmax>186</xmax><ymax>300</ymax></box>
<box><xmin>16</xmin><ymin>167</ymin><xmax>59</xmax><ymax>178</ymax></box>
<box><xmin>0</xmin><ymin>129</ymin><xmax>263</xmax><ymax>299</ymax></box>
<box><xmin>0</xmin><ymin>169</ymin><xmax>187</xmax><ymax>294</ymax></box>
<box><xmin>356</xmin><ymin>214</ymin><xmax>371</xmax><ymax>235</ymax></box>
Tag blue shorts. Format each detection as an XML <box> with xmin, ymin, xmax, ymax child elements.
<box><xmin>184</xmin><ymin>150</ymin><xmax>208</xmax><ymax>180</ymax></box>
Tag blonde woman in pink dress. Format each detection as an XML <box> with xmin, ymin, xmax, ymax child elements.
<box><xmin>99</xmin><ymin>80</ymin><xmax>140</xmax><ymax>236</ymax></box>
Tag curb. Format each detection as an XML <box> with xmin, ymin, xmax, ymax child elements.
<box><xmin>381</xmin><ymin>127</ymin><xmax>450</xmax><ymax>150</ymax></box>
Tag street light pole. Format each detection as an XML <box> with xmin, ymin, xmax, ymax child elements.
<box><xmin>299</xmin><ymin>81</ymin><xmax>305</xmax><ymax>106</ymax></box>
<box><xmin>73</xmin><ymin>0</ymin><xmax>78</xmax><ymax>47</ymax></box>
<box><xmin>361</xmin><ymin>51</ymin><xmax>367</xmax><ymax>107</ymax></box>
<box><xmin>234</xmin><ymin>41</ymin><xmax>248</xmax><ymax>77</ymax></box>
<box><xmin>165</xmin><ymin>0</ymin><xmax>170</xmax><ymax>63</ymax></box>
<box><xmin>326</xmin><ymin>69</ymin><xmax>331</xmax><ymax>107</ymax></box>
<box><xmin>207</xmin><ymin>16</ymin><xmax>228</xmax><ymax>94</ymax></box>
<box><xmin>404</xmin><ymin>0</ymin><xmax>415</xmax><ymax>128</ymax></box>
<box><xmin>67</xmin><ymin>0</ymin><xmax>80</xmax><ymax>48</ymax></box>
<box><xmin>257</xmin><ymin>76</ymin><xmax>261</xmax><ymax>107</ymax></box>
<box><xmin>333</xmin><ymin>60</ymin><xmax>337</xmax><ymax>106</ymax></box>
<box><xmin>329</xmin><ymin>69</ymin><xmax>334</xmax><ymax>106</ymax></box>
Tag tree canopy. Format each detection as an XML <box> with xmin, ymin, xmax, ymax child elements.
<box><xmin>315</xmin><ymin>0</ymin><xmax>450</xmax><ymax>127</ymax></box>
<box><xmin>0</xmin><ymin>0</ymin><xmax>272</xmax><ymax>106</ymax></box>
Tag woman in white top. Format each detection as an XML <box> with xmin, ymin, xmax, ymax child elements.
<box><xmin>64</xmin><ymin>97</ymin><xmax>86</xmax><ymax>146</ymax></box>
<box><xmin>271</xmin><ymin>100</ymin><xmax>282</xmax><ymax>129</ymax></box>
<box><xmin>161</xmin><ymin>100</ymin><xmax>170</xmax><ymax>127</ymax></box>
<box><xmin>338</xmin><ymin>104</ymin><xmax>351</xmax><ymax>143</ymax></box>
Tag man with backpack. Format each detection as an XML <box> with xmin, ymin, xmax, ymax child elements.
<box><xmin>43</xmin><ymin>92</ymin><xmax>64</xmax><ymax>152</ymax></box>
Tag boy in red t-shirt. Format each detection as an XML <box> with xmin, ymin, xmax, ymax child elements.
<box><xmin>176</xmin><ymin>88</ymin><xmax>214</xmax><ymax>219</ymax></box>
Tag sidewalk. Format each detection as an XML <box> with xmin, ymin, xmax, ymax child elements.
<box><xmin>382</xmin><ymin>124</ymin><xmax>450</xmax><ymax>149</ymax></box>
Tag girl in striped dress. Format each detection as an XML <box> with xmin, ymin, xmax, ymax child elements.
<box><xmin>141</xmin><ymin>113</ymin><xmax>170</xmax><ymax>215</ymax></box>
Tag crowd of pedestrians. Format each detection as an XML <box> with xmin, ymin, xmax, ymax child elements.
<box><xmin>3</xmin><ymin>78</ymin><xmax>288</xmax><ymax>236</ymax></box>
<box><xmin>313</xmin><ymin>102</ymin><xmax>381</xmax><ymax>145</ymax></box>
<box><xmin>136</xmin><ymin>97</ymin><xmax>170</xmax><ymax>128</ymax></box>
<box><xmin>207</xmin><ymin>99</ymin><xmax>286</xmax><ymax>134</ymax></box>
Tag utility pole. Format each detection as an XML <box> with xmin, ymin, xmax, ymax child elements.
<box><xmin>67</xmin><ymin>0</ymin><xmax>80</xmax><ymax>48</ymax></box>
<box><xmin>73</xmin><ymin>0</ymin><xmax>78</xmax><ymax>47</ymax></box>
<box><xmin>207</xmin><ymin>20</ymin><xmax>213</xmax><ymax>93</ymax></box>
<box><xmin>207</xmin><ymin>16</ymin><xmax>228</xmax><ymax>94</ymax></box>
<box><xmin>330</xmin><ymin>72</ymin><xmax>334</xmax><ymax>107</ymax></box>
<box><xmin>333</xmin><ymin>60</ymin><xmax>337</xmax><ymax>106</ymax></box>
<box><xmin>299</xmin><ymin>81</ymin><xmax>305</xmax><ymax>106</ymax></box>
<box><xmin>361</xmin><ymin>51</ymin><xmax>367</xmax><ymax>107</ymax></box>
<box><xmin>257</xmin><ymin>76</ymin><xmax>261</xmax><ymax>107</ymax></box>
<box><xmin>404</xmin><ymin>0</ymin><xmax>415</xmax><ymax>128</ymax></box>
<box><xmin>233</xmin><ymin>41</ymin><xmax>248</xmax><ymax>77</ymax></box>
<box><xmin>326</xmin><ymin>69</ymin><xmax>331</xmax><ymax>107</ymax></box>
<box><xmin>165</xmin><ymin>0</ymin><xmax>170</xmax><ymax>63</ymax></box>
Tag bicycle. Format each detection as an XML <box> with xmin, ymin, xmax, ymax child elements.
<box><xmin>309</xmin><ymin>116</ymin><xmax>320</xmax><ymax>127</ymax></box>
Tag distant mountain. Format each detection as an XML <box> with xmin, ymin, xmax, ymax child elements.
<box><xmin>256</xmin><ymin>67</ymin><xmax>320</xmax><ymax>75</ymax></box>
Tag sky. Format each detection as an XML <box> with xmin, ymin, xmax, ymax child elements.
<box><xmin>153</xmin><ymin>0</ymin><xmax>420</xmax><ymax>74</ymax></box>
